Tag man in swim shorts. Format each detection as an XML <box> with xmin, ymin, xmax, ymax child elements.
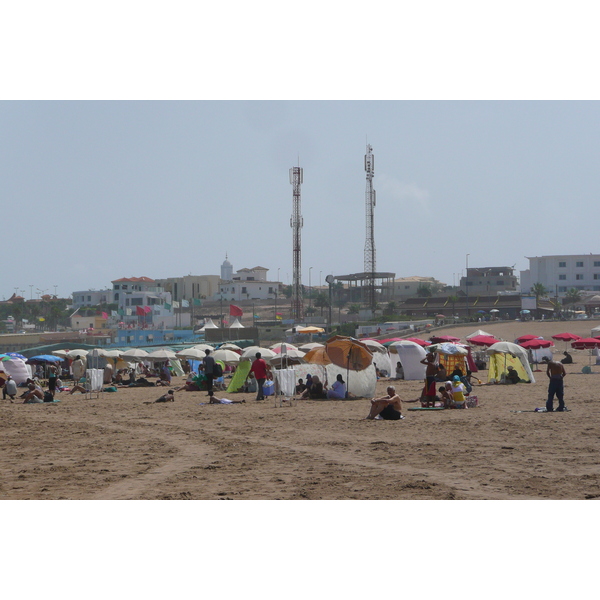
<box><xmin>366</xmin><ymin>386</ymin><xmax>404</xmax><ymax>420</ymax></box>
<box><xmin>542</xmin><ymin>356</ymin><xmax>567</xmax><ymax>412</ymax></box>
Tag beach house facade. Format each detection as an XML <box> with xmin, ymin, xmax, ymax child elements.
<box><xmin>520</xmin><ymin>254</ymin><xmax>600</xmax><ymax>298</ymax></box>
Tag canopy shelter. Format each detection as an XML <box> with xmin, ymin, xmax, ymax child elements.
<box><xmin>515</xmin><ymin>334</ymin><xmax>539</xmax><ymax>344</ymax></box>
<box><xmin>0</xmin><ymin>357</ymin><xmax>31</xmax><ymax>384</ymax></box>
<box><xmin>430</xmin><ymin>335</ymin><xmax>461</xmax><ymax>344</ymax></box>
<box><xmin>389</xmin><ymin>340</ymin><xmax>427</xmax><ymax>380</ymax></box>
<box><xmin>405</xmin><ymin>337</ymin><xmax>431</xmax><ymax>347</ymax></box>
<box><xmin>427</xmin><ymin>342</ymin><xmax>475</xmax><ymax>376</ymax></box>
<box><xmin>466</xmin><ymin>329</ymin><xmax>494</xmax><ymax>340</ymax></box>
<box><xmin>485</xmin><ymin>342</ymin><xmax>535</xmax><ymax>384</ymax></box>
<box><xmin>229</xmin><ymin>318</ymin><xmax>244</xmax><ymax>328</ymax></box>
<box><xmin>571</xmin><ymin>338</ymin><xmax>600</xmax><ymax>369</ymax></box>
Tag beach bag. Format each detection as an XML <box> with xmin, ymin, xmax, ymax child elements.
<box><xmin>43</xmin><ymin>391</ymin><xmax>54</xmax><ymax>403</ymax></box>
<box><xmin>213</xmin><ymin>362</ymin><xmax>223</xmax><ymax>378</ymax></box>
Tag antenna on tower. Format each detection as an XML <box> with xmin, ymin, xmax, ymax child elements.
<box><xmin>364</xmin><ymin>143</ymin><xmax>376</xmax><ymax>310</ymax></box>
<box><xmin>290</xmin><ymin>165</ymin><xmax>304</xmax><ymax>321</ymax></box>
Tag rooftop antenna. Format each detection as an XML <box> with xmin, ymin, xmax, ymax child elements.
<box><xmin>364</xmin><ymin>143</ymin><xmax>376</xmax><ymax>310</ymax></box>
<box><xmin>290</xmin><ymin>164</ymin><xmax>304</xmax><ymax>321</ymax></box>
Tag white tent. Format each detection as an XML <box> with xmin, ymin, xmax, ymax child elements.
<box><xmin>485</xmin><ymin>341</ymin><xmax>536</xmax><ymax>384</ymax></box>
<box><xmin>229</xmin><ymin>318</ymin><xmax>244</xmax><ymax>328</ymax></box>
<box><xmin>0</xmin><ymin>358</ymin><xmax>31</xmax><ymax>384</ymax></box>
<box><xmin>466</xmin><ymin>329</ymin><xmax>494</xmax><ymax>340</ymax></box>
<box><xmin>389</xmin><ymin>340</ymin><xmax>427</xmax><ymax>380</ymax></box>
<box><xmin>200</xmin><ymin>318</ymin><xmax>219</xmax><ymax>331</ymax></box>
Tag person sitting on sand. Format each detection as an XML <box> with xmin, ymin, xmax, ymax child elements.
<box><xmin>207</xmin><ymin>391</ymin><xmax>245</xmax><ymax>404</ymax></box>
<box><xmin>438</xmin><ymin>385</ymin><xmax>452</xmax><ymax>409</ymax></box>
<box><xmin>326</xmin><ymin>374</ymin><xmax>347</xmax><ymax>399</ymax></box>
<box><xmin>295</xmin><ymin>378</ymin><xmax>307</xmax><ymax>394</ymax></box>
<box><xmin>434</xmin><ymin>363</ymin><xmax>447</xmax><ymax>382</ymax></box>
<box><xmin>394</xmin><ymin>361</ymin><xmax>404</xmax><ymax>380</ymax></box>
<box><xmin>366</xmin><ymin>386</ymin><xmax>404</xmax><ymax>420</ymax></box>
<box><xmin>505</xmin><ymin>366</ymin><xmax>520</xmax><ymax>384</ymax></box>
<box><xmin>301</xmin><ymin>375</ymin><xmax>325</xmax><ymax>399</ymax></box>
<box><xmin>3</xmin><ymin>375</ymin><xmax>18</xmax><ymax>401</ymax></box>
<box><xmin>561</xmin><ymin>351</ymin><xmax>573</xmax><ymax>365</ymax></box>
<box><xmin>23</xmin><ymin>382</ymin><xmax>45</xmax><ymax>404</ymax></box>
<box><xmin>450</xmin><ymin>375</ymin><xmax>468</xmax><ymax>408</ymax></box>
<box><xmin>69</xmin><ymin>377</ymin><xmax>88</xmax><ymax>394</ymax></box>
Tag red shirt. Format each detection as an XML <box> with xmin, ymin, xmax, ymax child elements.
<box><xmin>250</xmin><ymin>358</ymin><xmax>268</xmax><ymax>379</ymax></box>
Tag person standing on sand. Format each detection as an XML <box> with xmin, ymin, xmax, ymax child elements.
<box><xmin>420</xmin><ymin>352</ymin><xmax>438</xmax><ymax>406</ymax></box>
<box><xmin>542</xmin><ymin>356</ymin><xmax>567</xmax><ymax>412</ymax></box>
<box><xmin>72</xmin><ymin>355</ymin><xmax>85</xmax><ymax>382</ymax></box>
<box><xmin>247</xmin><ymin>352</ymin><xmax>270</xmax><ymax>401</ymax></box>
<box><xmin>203</xmin><ymin>349</ymin><xmax>215</xmax><ymax>394</ymax></box>
<box><xmin>366</xmin><ymin>386</ymin><xmax>404</xmax><ymax>420</ymax></box>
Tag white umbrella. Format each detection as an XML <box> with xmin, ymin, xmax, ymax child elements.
<box><xmin>120</xmin><ymin>348</ymin><xmax>149</xmax><ymax>361</ymax></box>
<box><xmin>51</xmin><ymin>350</ymin><xmax>68</xmax><ymax>358</ymax></box>
<box><xmin>219</xmin><ymin>343</ymin><xmax>242</xmax><ymax>351</ymax></box>
<box><xmin>87</xmin><ymin>348</ymin><xmax>107</xmax><ymax>357</ymax></box>
<box><xmin>176</xmin><ymin>348</ymin><xmax>207</xmax><ymax>360</ymax></box>
<box><xmin>66</xmin><ymin>349</ymin><xmax>89</xmax><ymax>359</ymax></box>
<box><xmin>270</xmin><ymin>342</ymin><xmax>299</xmax><ymax>352</ymax></box>
<box><xmin>212</xmin><ymin>349</ymin><xmax>241</xmax><ymax>364</ymax></box>
<box><xmin>241</xmin><ymin>346</ymin><xmax>276</xmax><ymax>360</ymax></box>
<box><xmin>192</xmin><ymin>344</ymin><xmax>215</xmax><ymax>352</ymax></box>
<box><xmin>298</xmin><ymin>342</ymin><xmax>325</xmax><ymax>352</ymax></box>
<box><xmin>147</xmin><ymin>349</ymin><xmax>177</xmax><ymax>361</ymax></box>
<box><xmin>103</xmin><ymin>349</ymin><xmax>124</xmax><ymax>358</ymax></box>
<box><xmin>361</xmin><ymin>339</ymin><xmax>386</xmax><ymax>352</ymax></box>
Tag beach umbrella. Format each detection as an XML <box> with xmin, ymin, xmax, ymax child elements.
<box><xmin>297</xmin><ymin>325</ymin><xmax>325</xmax><ymax>334</ymax></box>
<box><xmin>120</xmin><ymin>348</ymin><xmax>149</xmax><ymax>361</ymax></box>
<box><xmin>552</xmin><ymin>332</ymin><xmax>583</xmax><ymax>351</ymax></box>
<box><xmin>520</xmin><ymin>310</ymin><xmax>531</xmax><ymax>315</ymax></box>
<box><xmin>519</xmin><ymin>339</ymin><xmax>554</xmax><ymax>349</ymax></box>
<box><xmin>468</xmin><ymin>335</ymin><xmax>501</xmax><ymax>347</ymax></box>
<box><xmin>298</xmin><ymin>342</ymin><xmax>325</xmax><ymax>352</ymax></box>
<box><xmin>27</xmin><ymin>355</ymin><xmax>63</xmax><ymax>363</ymax></box>
<box><xmin>380</xmin><ymin>338</ymin><xmax>405</xmax><ymax>346</ymax></box>
<box><xmin>270</xmin><ymin>342</ymin><xmax>299</xmax><ymax>353</ymax></box>
<box><xmin>476</xmin><ymin>310</ymin><xmax>487</xmax><ymax>314</ymax></box>
<box><xmin>515</xmin><ymin>334</ymin><xmax>539</xmax><ymax>344</ymax></box>
<box><xmin>240</xmin><ymin>346</ymin><xmax>276</xmax><ymax>360</ymax></box>
<box><xmin>428</xmin><ymin>342</ymin><xmax>468</xmax><ymax>356</ymax></box>
<box><xmin>66</xmin><ymin>349</ymin><xmax>89</xmax><ymax>359</ymax></box>
<box><xmin>430</xmin><ymin>335</ymin><xmax>461</xmax><ymax>344</ymax></box>
<box><xmin>570</xmin><ymin>338</ymin><xmax>600</xmax><ymax>369</ymax></box>
<box><xmin>435</xmin><ymin>314</ymin><xmax>446</xmax><ymax>318</ymax></box>
<box><xmin>219</xmin><ymin>343</ymin><xmax>242</xmax><ymax>351</ymax></box>
<box><xmin>361</xmin><ymin>339</ymin><xmax>386</xmax><ymax>352</ymax></box>
<box><xmin>303</xmin><ymin>346</ymin><xmax>332</xmax><ymax>366</ymax></box>
<box><xmin>147</xmin><ymin>349</ymin><xmax>177</xmax><ymax>361</ymax></box>
<box><xmin>212</xmin><ymin>349</ymin><xmax>241</xmax><ymax>364</ymax></box>
<box><xmin>405</xmin><ymin>337</ymin><xmax>431</xmax><ymax>347</ymax></box>
<box><xmin>490</xmin><ymin>309</ymin><xmax>500</xmax><ymax>313</ymax></box>
<box><xmin>52</xmin><ymin>350</ymin><xmax>69</xmax><ymax>358</ymax></box>
<box><xmin>5</xmin><ymin>352</ymin><xmax>26</xmax><ymax>360</ymax></box>
<box><xmin>192</xmin><ymin>344</ymin><xmax>215</xmax><ymax>353</ymax></box>
<box><xmin>103</xmin><ymin>349</ymin><xmax>124</xmax><ymax>358</ymax></box>
<box><xmin>176</xmin><ymin>348</ymin><xmax>207</xmax><ymax>360</ymax></box>
<box><xmin>325</xmin><ymin>336</ymin><xmax>373</xmax><ymax>382</ymax></box>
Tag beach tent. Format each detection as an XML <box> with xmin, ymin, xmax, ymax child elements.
<box><xmin>389</xmin><ymin>340</ymin><xmax>427</xmax><ymax>380</ymax></box>
<box><xmin>0</xmin><ymin>357</ymin><xmax>31</xmax><ymax>384</ymax></box>
<box><xmin>485</xmin><ymin>341</ymin><xmax>535</xmax><ymax>384</ymax></box>
<box><xmin>199</xmin><ymin>318</ymin><xmax>219</xmax><ymax>331</ymax></box>
<box><xmin>466</xmin><ymin>329</ymin><xmax>494</xmax><ymax>340</ymax></box>
<box><xmin>229</xmin><ymin>318</ymin><xmax>244</xmax><ymax>328</ymax></box>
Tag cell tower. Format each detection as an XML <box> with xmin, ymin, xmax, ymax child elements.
<box><xmin>364</xmin><ymin>143</ymin><xmax>377</xmax><ymax>309</ymax></box>
<box><xmin>290</xmin><ymin>165</ymin><xmax>304</xmax><ymax>320</ymax></box>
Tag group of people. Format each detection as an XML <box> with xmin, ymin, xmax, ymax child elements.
<box><xmin>419</xmin><ymin>352</ymin><xmax>477</xmax><ymax>409</ymax></box>
<box><xmin>296</xmin><ymin>373</ymin><xmax>348</xmax><ymax>400</ymax></box>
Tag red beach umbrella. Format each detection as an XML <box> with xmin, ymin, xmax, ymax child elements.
<box><xmin>571</xmin><ymin>338</ymin><xmax>600</xmax><ymax>350</ymax></box>
<box><xmin>551</xmin><ymin>333</ymin><xmax>582</xmax><ymax>342</ymax></box>
<box><xmin>519</xmin><ymin>339</ymin><xmax>554</xmax><ymax>349</ymax></box>
<box><xmin>515</xmin><ymin>334</ymin><xmax>539</xmax><ymax>344</ymax></box>
<box><xmin>468</xmin><ymin>334</ymin><xmax>501</xmax><ymax>347</ymax></box>
<box><xmin>405</xmin><ymin>337</ymin><xmax>432</xmax><ymax>347</ymax></box>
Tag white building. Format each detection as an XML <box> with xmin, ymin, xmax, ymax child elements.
<box><xmin>215</xmin><ymin>261</ymin><xmax>278</xmax><ymax>301</ymax></box>
<box><xmin>387</xmin><ymin>276</ymin><xmax>446</xmax><ymax>300</ymax></box>
<box><xmin>520</xmin><ymin>254</ymin><xmax>600</xmax><ymax>298</ymax></box>
<box><xmin>71</xmin><ymin>289</ymin><xmax>112</xmax><ymax>309</ymax></box>
<box><xmin>460</xmin><ymin>266</ymin><xmax>518</xmax><ymax>295</ymax></box>
<box><xmin>112</xmin><ymin>277</ymin><xmax>173</xmax><ymax>327</ymax></box>
<box><xmin>154</xmin><ymin>275</ymin><xmax>220</xmax><ymax>303</ymax></box>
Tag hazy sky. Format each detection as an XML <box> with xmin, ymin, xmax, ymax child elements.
<box><xmin>2</xmin><ymin>100</ymin><xmax>599</xmax><ymax>300</ymax></box>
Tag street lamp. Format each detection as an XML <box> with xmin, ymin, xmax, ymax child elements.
<box><xmin>465</xmin><ymin>254</ymin><xmax>470</xmax><ymax>318</ymax></box>
<box><xmin>309</xmin><ymin>267</ymin><xmax>313</xmax><ymax>309</ymax></box>
<box><xmin>319</xmin><ymin>270</ymin><xmax>322</xmax><ymax>289</ymax></box>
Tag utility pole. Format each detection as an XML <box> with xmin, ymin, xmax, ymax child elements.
<box><xmin>290</xmin><ymin>165</ymin><xmax>304</xmax><ymax>321</ymax></box>
<box><xmin>364</xmin><ymin>143</ymin><xmax>377</xmax><ymax>310</ymax></box>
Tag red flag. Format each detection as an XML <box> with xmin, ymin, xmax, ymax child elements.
<box><xmin>136</xmin><ymin>306</ymin><xmax>145</xmax><ymax>316</ymax></box>
<box><xmin>143</xmin><ymin>306</ymin><xmax>152</xmax><ymax>314</ymax></box>
<box><xmin>102</xmin><ymin>312</ymin><xmax>109</xmax><ymax>319</ymax></box>
<box><xmin>229</xmin><ymin>304</ymin><xmax>243</xmax><ymax>317</ymax></box>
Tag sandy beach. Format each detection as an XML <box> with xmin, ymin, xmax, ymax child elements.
<box><xmin>2</xmin><ymin>320</ymin><xmax>600</xmax><ymax>501</ymax></box>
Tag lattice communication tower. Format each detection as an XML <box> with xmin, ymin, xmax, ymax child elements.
<box><xmin>290</xmin><ymin>166</ymin><xmax>304</xmax><ymax>320</ymax></box>
<box><xmin>364</xmin><ymin>144</ymin><xmax>377</xmax><ymax>309</ymax></box>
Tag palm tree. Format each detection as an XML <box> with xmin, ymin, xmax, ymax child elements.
<box><xmin>334</xmin><ymin>299</ymin><xmax>347</xmax><ymax>323</ymax></box>
<box><xmin>417</xmin><ymin>284</ymin><xmax>432</xmax><ymax>297</ymax></box>
<box><xmin>347</xmin><ymin>303</ymin><xmax>361</xmax><ymax>316</ymax></box>
<box><xmin>563</xmin><ymin>288</ymin><xmax>582</xmax><ymax>308</ymax></box>
<box><xmin>314</xmin><ymin>293</ymin><xmax>330</xmax><ymax>317</ymax></box>
<box><xmin>447</xmin><ymin>295</ymin><xmax>458</xmax><ymax>315</ymax></box>
<box><xmin>531</xmin><ymin>283</ymin><xmax>549</xmax><ymax>319</ymax></box>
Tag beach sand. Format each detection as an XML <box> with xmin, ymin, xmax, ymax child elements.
<box><xmin>2</xmin><ymin>320</ymin><xmax>600</xmax><ymax>500</ymax></box>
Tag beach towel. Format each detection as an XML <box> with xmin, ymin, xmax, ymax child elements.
<box><xmin>226</xmin><ymin>360</ymin><xmax>251</xmax><ymax>393</ymax></box>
